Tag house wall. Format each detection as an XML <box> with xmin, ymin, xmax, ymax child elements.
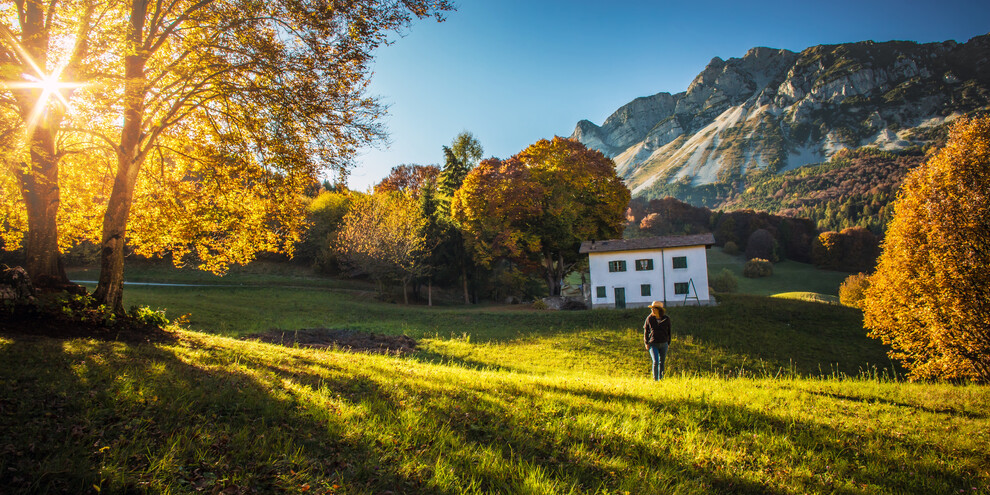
<box><xmin>587</xmin><ymin>245</ymin><xmax>712</xmax><ymax>309</ymax></box>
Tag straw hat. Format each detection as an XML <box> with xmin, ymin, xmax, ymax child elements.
<box><xmin>648</xmin><ymin>301</ymin><xmax>664</xmax><ymax>309</ymax></box>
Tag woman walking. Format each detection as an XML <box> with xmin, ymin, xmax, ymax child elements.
<box><xmin>643</xmin><ymin>301</ymin><xmax>672</xmax><ymax>380</ymax></box>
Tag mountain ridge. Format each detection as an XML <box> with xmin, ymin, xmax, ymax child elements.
<box><xmin>571</xmin><ymin>34</ymin><xmax>990</xmax><ymax>198</ymax></box>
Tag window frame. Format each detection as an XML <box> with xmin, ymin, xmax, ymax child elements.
<box><xmin>596</xmin><ymin>286</ymin><xmax>606</xmax><ymax>298</ymax></box>
<box><xmin>635</xmin><ymin>258</ymin><xmax>654</xmax><ymax>271</ymax></box>
<box><xmin>672</xmin><ymin>256</ymin><xmax>688</xmax><ymax>269</ymax></box>
<box><xmin>641</xmin><ymin>284</ymin><xmax>651</xmax><ymax>297</ymax></box>
<box><xmin>674</xmin><ymin>282</ymin><xmax>690</xmax><ymax>295</ymax></box>
<box><xmin>608</xmin><ymin>260</ymin><xmax>627</xmax><ymax>273</ymax></box>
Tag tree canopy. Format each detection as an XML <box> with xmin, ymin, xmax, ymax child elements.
<box><xmin>452</xmin><ymin>137</ymin><xmax>629</xmax><ymax>295</ymax></box>
<box><xmin>862</xmin><ymin>116</ymin><xmax>990</xmax><ymax>382</ymax></box>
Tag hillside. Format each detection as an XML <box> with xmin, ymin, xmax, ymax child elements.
<box><xmin>572</xmin><ymin>35</ymin><xmax>990</xmax><ymax>199</ymax></box>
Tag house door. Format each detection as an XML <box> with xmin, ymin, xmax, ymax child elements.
<box><xmin>614</xmin><ymin>287</ymin><xmax>626</xmax><ymax>309</ymax></box>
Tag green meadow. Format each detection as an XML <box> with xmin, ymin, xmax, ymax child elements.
<box><xmin>0</xmin><ymin>261</ymin><xmax>987</xmax><ymax>493</ymax></box>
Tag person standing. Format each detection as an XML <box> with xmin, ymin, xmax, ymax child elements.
<box><xmin>643</xmin><ymin>301</ymin><xmax>672</xmax><ymax>380</ymax></box>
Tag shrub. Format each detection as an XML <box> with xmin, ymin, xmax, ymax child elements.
<box><xmin>743</xmin><ymin>258</ymin><xmax>773</xmax><ymax>278</ymax></box>
<box><xmin>709</xmin><ymin>268</ymin><xmax>738</xmax><ymax>293</ymax></box>
<box><xmin>839</xmin><ymin>273</ymin><xmax>871</xmax><ymax>308</ymax></box>
<box><xmin>129</xmin><ymin>305</ymin><xmax>170</xmax><ymax>327</ymax></box>
<box><xmin>531</xmin><ymin>299</ymin><xmax>548</xmax><ymax>310</ymax></box>
<box><xmin>722</xmin><ymin>241</ymin><xmax>740</xmax><ymax>255</ymax></box>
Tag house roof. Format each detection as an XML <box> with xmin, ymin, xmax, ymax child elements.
<box><xmin>578</xmin><ymin>233</ymin><xmax>716</xmax><ymax>254</ymax></box>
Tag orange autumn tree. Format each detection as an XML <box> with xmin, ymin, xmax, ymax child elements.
<box><xmin>452</xmin><ymin>137</ymin><xmax>630</xmax><ymax>296</ymax></box>
<box><xmin>862</xmin><ymin>116</ymin><xmax>990</xmax><ymax>382</ymax></box>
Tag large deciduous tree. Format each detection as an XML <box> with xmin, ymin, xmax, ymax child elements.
<box><xmin>334</xmin><ymin>192</ymin><xmax>429</xmax><ymax>304</ymax></box>
<box><xmin>453</xmin><ymin>137</ymin><xmax>629</xmax><ymax>296</ymax></box>
<box><xmin>4</xmin><ymin>0</ymin><xmax>452</xmax><ymax>313</ymax></box>
<box><xmin>862</xmin><ymin>116</ymin><xmax>990</xmax><ymax>382</ymax></box>
<box><xmin>0</xmin><ymin>0</ymin><xmax>100</xmax><ymax>287</ymax></box>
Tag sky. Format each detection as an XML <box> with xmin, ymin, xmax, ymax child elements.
<box><xmin>348</xmin><ymin>0</ymin><xmax>990</xmax><ymax>190</ymax></box>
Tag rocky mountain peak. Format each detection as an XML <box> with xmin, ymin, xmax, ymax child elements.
<box><xmin>571</xmin><ymin>35</ymin><xmax>990</xmax><ymax>198</ymax></box>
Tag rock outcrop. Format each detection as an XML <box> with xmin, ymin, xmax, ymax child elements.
<box><xmin>571</xmin><ymin>35</ymin><xmax>990</xmax><ymax>197</ymax></box>
<box><xmin>0</xmin><ymin>266</ymin><xmax>36</xmax><ymax>305</ymax></box>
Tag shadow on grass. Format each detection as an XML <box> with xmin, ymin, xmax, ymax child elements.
<box><xmin>0</xmin><ymin>335</ymin><xmax>451</xmax><ymax>494</ymax></box>
<box><xmin>3</xmin><ymin>333</ymin><xmax>980</xmax><ymax>494</ymax></box>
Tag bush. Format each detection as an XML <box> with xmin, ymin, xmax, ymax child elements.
<box><xmin>709</xmin><ymin>268</ymin><xmax>738</xmax><ymax>293</ymax></box>
<box><xmin>743</xmin><ymin>258</ymin><xmax>773</xmax><ymax>278</ymax></box>
<box><xmin>531</xmin><ymin>299</ymin><xmax>548</xmax><ymax>310</ymax></box>
<box><xmin>722</xmin><ymin>241</ymin><xmax>740</xmax><ymax>255</ymax></box>
<box><xmin>839</xmin><ymin>273</ymin><xmax>871</xmax><ymax>308</ymax></box>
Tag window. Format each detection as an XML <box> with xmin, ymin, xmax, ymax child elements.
<box><xmin>672</xmin><ymin>256</ymin><xmax>688</xmax><ymax>269</ymax></box>
<box><xmin>596</xmin><ymin>286</ymin><xmax>606</xmax><ymax>298</ymax></box>
<box><xmin>641</xmin><ymin>284</ymin><xmax>651</xmax><ymax>297</ymax></box>
<box><xmin>674</xmin><ymin>282</ymin><xmax>690</xmax><ymax>295</ymax></box>
<box><xmin>608</xmin><ymin>260</ymin><xmax>627</xmax><ymax>272</ymax></box>
<box><xmin>635</xmin><ymin>259</ymin><xmax>654</xmax><ymax>271</ymax></box>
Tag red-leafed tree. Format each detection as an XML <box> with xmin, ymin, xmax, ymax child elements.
<box><xmin>374</xmin><ymin>164</ymin><xmax>440</xmax><ymax>198</ymax></box>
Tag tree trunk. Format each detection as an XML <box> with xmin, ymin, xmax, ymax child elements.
<box><xmin>93</xmin><ymin>12</ymin><xmax>148</xmax><ymax>313</ymax></box>
<box><xmin>11</xmin><ymin>3</ymin><xmax>69</xmax><ymax>288</ymax></box>
<box><xmin>543</xmin><ymin>252</ymin><xmax>559</xmax><ymax>296</ymax></box>
<box><xmin>402</xmin><ymin>277</ymin><xmax>409</xmax><ymax>304</ymax></box>
<box><xmin>461</xmin><ymin>260</ymin><xmax>470</xmax><ymax>304</ymax></box>
<box><xmin>428</xmin><ymin>279</ymin><xmax>432</xmax><ymax>307</ymax></box>
<box><xmin>17</xmin><ymin>127</ymin><xmax>68</xmax><ymax>288</ymax></box>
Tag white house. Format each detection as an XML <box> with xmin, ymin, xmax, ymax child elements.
<box><xmin>579</xmin><ymin>233</ymin><xmax>716</xmax><ymax>309</ymax></box>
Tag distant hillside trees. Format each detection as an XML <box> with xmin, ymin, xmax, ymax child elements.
<box><xmin>712</xmin><ymin>210</ymin><xmax>817</xmax><ymax>263</ymax></box>
<box><xmin>453</xmin><ymin>137</ymin><xmax>629</xmax><ymax>296</ymax></box>
<box><xmin>864</xmin><ymin>117</ymin><xmax>990</xmax><ymax>382</ymax></box>
<box><xmin>627</xmin><ymin>197</ymin><xmax>818</xmax><ymax>264</ymax></box>
<box><xmin>745</xmin><ymin>229</ymin><xmax>780</xmax><ymax>262</ymax></box>
<box><xmin>811</xmin><ymin>227</ymin><xmax>880</xmax><ymax>272</ymax></box>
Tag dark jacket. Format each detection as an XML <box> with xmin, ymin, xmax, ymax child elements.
<box><xmin>644</xmin><ymin>314</ymin><xmax>671</xmax><ymax>346</ymax></box>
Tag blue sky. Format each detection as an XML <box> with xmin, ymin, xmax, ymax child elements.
<box><xmin>349</xmin><ymin>0</ymin><xmax>990</xmax><ymax>190</ymax></box>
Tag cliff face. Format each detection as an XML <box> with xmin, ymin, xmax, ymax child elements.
<box><xmin>571</xmin><ymin>35</ymin><xmax>990</xmax><ymax>197</ymax></box>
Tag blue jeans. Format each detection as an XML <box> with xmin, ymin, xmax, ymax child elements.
<box><xmin>648</xmin><ymin>342</ymin><xmax>669</xmax><ymax>380</ymax></box>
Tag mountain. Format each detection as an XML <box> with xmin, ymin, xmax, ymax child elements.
<box><xmin>571</xmin><ymin>35</ymin><xmax>990</xmax><ymax>199</ymax></box>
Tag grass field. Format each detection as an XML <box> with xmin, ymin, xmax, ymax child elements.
<box><xmin>706</xmin><ymin>248</ymin><xmax>850</xmax><ymax>297</ymax></box>
<box><xmin>1</xmin><ymin>262</ymin><xmax>986</xmax><ymax>493</ymax></box>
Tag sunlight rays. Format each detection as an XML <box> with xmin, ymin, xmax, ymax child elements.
<box><xmin>0</xmin><ymin>24</ymin><xmax>83</xmax><ymax>133</ymax></box>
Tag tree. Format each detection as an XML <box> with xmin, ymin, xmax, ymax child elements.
<box><xmin>811</xmin><ymin>227</ymin><xmax>879</xmax><ymax>272</ymax></box>
<box><xmin>745</xmin><ymin>228</ymin><xmax>779</xmax><ymax>262</ymax></box>
<box><xmin>374</xmin><ymin>164</ymin><xmax>440</xmax><ymax>197</ymax></box>
<box><xmin>839</xmin><ymin>272</ymin><xmax>870</xmax><ymax>308</ymax></box>
<box><xmin>452</xmin><ymin>137</ymin><xmax>629</xmax><ymax>296</ymax></box>
<box><xmin>334</xmin><ymin>192</ymin><xmax>430</xmax><ymax>304</ymax></box>
<box><xmin>863</xmin><ymin>116</ymin><xmax>990</xmax><ymax>382</ymax></box>
<box><xmin>0</xmin><ymin>0</ymin><xmax>452</xmax><ymax>312</ymax></box>
<box><xmin>438</xmin><ymin>145</ymin><xmax>469</xmax><ymax>198</ymax></box>
<box><xmin>449</xmin><ymin>130</ymin><xmax>483</xmax><ymax>168</ymax></box>
<box><xmin>436</xmin><ymin>144</ymin><xmax>474</xmax><ymax>303</ymax></box>
<box><xmin>0</xmin><ymin>1</ymin><xmax>99</xmax><ymax>287</ymax></box>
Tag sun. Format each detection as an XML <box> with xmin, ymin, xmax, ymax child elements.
<box><xmin>20</xmin><ymin>72</ymin><xmax>82</xmax><ymax>108</ymax></box>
